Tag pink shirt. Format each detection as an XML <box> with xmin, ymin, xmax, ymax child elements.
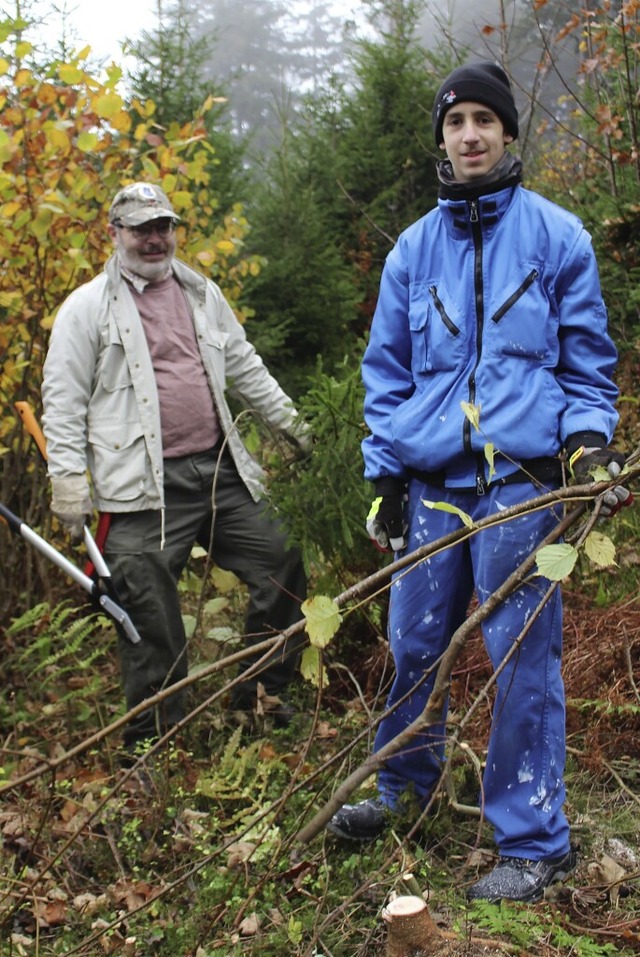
<box><xmin>130</xmin><ymin>275</ymin><xmax>221</xmax><ymax>457</ymax></box>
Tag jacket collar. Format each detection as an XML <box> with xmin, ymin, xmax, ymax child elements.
<box><xmin>437</xmin><ymin>180</ymin><xmax>521</xmax><ymax>238</ymax></box>
<box><xmin>436</xmin><ymin>150</ymin><xmax>523</xmax><ymax>198</ymax></box>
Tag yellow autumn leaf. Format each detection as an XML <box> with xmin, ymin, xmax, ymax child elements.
<box><xmin>216</xmin><ymin>240</ymin><xmax>235</xmax><ymax>256</ymax></box>
<box><xmin>15</xmin><ymin>41</ymin><xmax>33</xmax><ymax>59</ymax></box>
<box><xmin>422</xmin><ymin>499</ymin><xmax>475</xmax><ymax>529</ymax></box>
<box><xmin>170</xmin><ymin>190</ymin><xmax>193</xmax><ymax>211</ymax></box>
<box><xmin>484</xmin><ymin>442</ymin><xmax>496</xmax><ymax>481</ymax></box>
<box><xmin>45</xmin><ymin>125</ymin><xmax>72</xmax><ymax>151</ymax></box>
<box><xmin>58</xmin><ymin>64</ymin><xmax>84</xmax><ymax>84</ymax></box>
<box><xmin>584</xmin><ymin>530</ymin><xmax>617</xmax><ymax>568</ymax></box>
<box><xmin>93</xmin><ymin>92</ymin><xmax>124</xmax><ymax>119</ymax></box>
<box><xmin>0</xmin><ymin>58</ymin><xmax>9</xmax><ymax>76</ymax></box>
<box><xmin>461</xmin><ymin>401</ymin><xmax>481</xmax><ymax>431</ymax></box>
<box><xmin>300</xmin><ymin>646</ymin><xmax>328</xmax><ymax>688</ymax></box>
<box><xmin>301</xmin><ymin>595</ymin><xmax>342</xmax><ymax>648</ymax></box>
<box><xmin>0</xmin><ymin>200</ymin><xmax>21</xmax><ymax>218</ymax></box>
<box><xmin>76</xmin><ymin>132</ymin><xmax>99</xmax><ymax>153</ymax></box>
<box><xmin>0</xmin><ymin>130</ymin><xmax>13</xmax><ymax>165</ymax></box>
<box><xmin>110</xmin><ymin>111</ymin><xmax>132</xmax><ymax>133</ymax></box>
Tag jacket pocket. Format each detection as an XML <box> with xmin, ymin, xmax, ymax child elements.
<box><xmin>490</xmin><ymin>268</ymin><xmax>552</xmax><ymax>361</ymax></box>
<box><xmin>409</xmin><ymin>283</ymin><xmax>462</xmax><ymax>374</ymax></box>
<box><xmin>87</xmin><ymin>421</ymin><xmax>147</xmax><ymax>502</ymax></box>
<box><xmin>201</xmin><ymin>328</ymin><xmax>230</xmax><ymax>383</ymax></box>
<box><xmin>99</xmin><ymin>326</ymin><xmax>133</xmax><ymax>391</ymax></box>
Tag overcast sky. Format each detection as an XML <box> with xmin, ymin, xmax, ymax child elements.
<box><xmin>36</xmin><ymin>0</ymin><xmax>159</xmax><ymax>64</ymax></box>
<box><xmin>36</xmin><ymin>0</ymin><xmax>369</xmax><ymax>66</ymax></box>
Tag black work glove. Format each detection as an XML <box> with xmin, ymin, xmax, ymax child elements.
<box><xmin>366</xmin><ymin>478</ymin><xmax>408</xmax><ymax>552</ymax></box>
<box><xmin>567</xmin><ymin>439</ymin><xmax>633</xmax><ymax>520</ymax></box>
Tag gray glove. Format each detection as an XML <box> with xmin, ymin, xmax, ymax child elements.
<box><xmin>281</xmin><ymin>416</ymin><xmax>313</xmax><ymax>456</ymax></box>
<box><xmin>50</xmin><ymin>474</ymin><xmax>92</xmax><ymax>544</ymax></box>
<box><xmin>568</xmin><ymin>445</ymin><xmax>633</xmax><ymax>520</ymax></box>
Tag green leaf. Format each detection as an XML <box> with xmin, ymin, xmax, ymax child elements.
<box><xmin>182</xmin><ymin>614</ymin><xmax>197</xmax><ymax>638</ymax></box>
<box><xmin>535</xmin><ymin>543</ymin><xmax>578</xmax><ymax>581</ymax></box>
<box><xmin>300</xmin><ymin>646</ymin><xmax>328</xmax><ymax>688</ymax></box>
<box><xmin>422</xmin><ymin>499</ymin><xmax>475</xmax><ymax>529</ymax></box>
<box><xmin>210</xmin><ymin>566</ymin><xmax>241</xmax><ymax>593</ymax></box>
<box><xmin>461</xmin><ymin>401</ymin><xmax>481</xmax><ymax>431</ymax></box>
<box><xmin>301</xmin><ymin>595</ymin><xmax>342</xmax><ymax>648</ymax></box>
<box><xmin>287</xmin><ymin>916</ymin><xmax>304</xmax><ymax>946</ymax></box>
<box><xmin>203</xmin><ymin>597</ymin><xmax>228</xmax><ymax>616</ymax></box>
<box><xmin>584</xmin><ymin>530</ymin><xmax>617</xmax><ymax>568</ymax></box>
<box><xmin>77</xmin><ymin>131</ymin><xmax>98</xmax><ymax>153</ymax></box>
<box><xmin>205</xmin><ymin>626</ymin><xmax>238</xmax><ymax>644</ymax></box>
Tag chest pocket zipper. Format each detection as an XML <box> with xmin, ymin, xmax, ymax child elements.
<box><xmin>429</xmin><ymin>286</ymin><xmax>461</xmax><ymax>336</ymax></box>
<box><xmin>491</xmin><ymin>269</ymin><xmax>539</xmax><ymax>323</ymax></box>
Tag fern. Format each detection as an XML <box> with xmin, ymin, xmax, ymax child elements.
<box><xmin>5</xmin><ymin>599</ymin><xmax>116</xmax><ymax>725</ymax></box>
<box><xmin>196</xmin><ymin>726</ymin><xmax>286</xmax><ymax>825</ymax></box>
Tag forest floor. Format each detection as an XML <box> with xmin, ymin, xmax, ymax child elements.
<box><xmin>0</xmin><ymin>580</ymin><xmax>638</xmax><ymax>957</ymax></box>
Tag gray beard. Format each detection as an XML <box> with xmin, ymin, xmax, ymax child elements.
<box><xmin>117</xmin><ymin>247</ymin><xmax>172</xmax><ymax>283</ymax></box>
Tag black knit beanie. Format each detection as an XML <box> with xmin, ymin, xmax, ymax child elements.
<box><xmin>432</xmin><ymin>62</ymin><xmax>519</xmax><ymax>147</ymax></box>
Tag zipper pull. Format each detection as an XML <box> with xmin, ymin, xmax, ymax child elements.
<box><xmin>469</xmin><ymin>200</ymin><xmax>479</xmax><ymax>223</ymax></box>
<box><xmin>476</xmin><ymin>468</ymin><xmax>487</xmax><ymax>496</ymax></box>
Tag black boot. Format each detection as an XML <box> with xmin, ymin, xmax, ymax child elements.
<box><xmin>467</xmin><ymin>847</ymin><xmax>577</xmax><ymax>903</ymax></box>
<box><xmin>326</xmin><ymin>798</ymin><xmax>392</xmax><ymax>841</ymax></box>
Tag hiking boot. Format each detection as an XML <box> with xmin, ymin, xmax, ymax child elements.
<box><xmin>467</xmin><ymin>847</ymin><xmax>577</xmax><ymax>903</ymax></box>
<box><xmin>326</xmin><ymin>798</ymin><xmax>392</xmax><ymax>841</ymax></box>
<box><xmin>271</xmin><ymin>698</ymin><xmax>297</xmax><ymax>728</ymax></box>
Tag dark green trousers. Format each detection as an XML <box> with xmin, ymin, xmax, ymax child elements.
<box><xmin>103</xmin><ymin>446</ymin><xmax>307</xmax><ymax>746</ymax></box>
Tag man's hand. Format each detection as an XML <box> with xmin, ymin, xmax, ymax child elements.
<box><xmin>51</xmin><ymin>474</ymin><xmax>92</xmax><ymax>544</ymax></box>
<box><xmin>281</xmin><ymin>417</ymin><xmax>313</xmax><ymax>456</ymax></box>
<box><xmin>366</xmin><ymin>479</ymin><xmax>408</xmax><ymax>552</ymax></box>
<box><xmin>53</xmin><ymin>510</ymin><xmax>87</xmax><ymax>544</ymax></box>
<box><xmin>599</xmin><ymin>485</ymin><xmax>633</xmax><ymax>519</ymax></box>
<box><xmin>569</xmin><ymin>445</ymin><xmax>633</xmax><ymax>519</ymax></box>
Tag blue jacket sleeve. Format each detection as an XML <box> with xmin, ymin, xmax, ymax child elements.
<box><xmin>555</xmin><ymin>231</ymin><xmax>619</xmax><ymax>447</ymax></box>
<box><xmin>361</xmin><ymin>250</ymin><xmax>414</xmax><ymax>483</ymax></box>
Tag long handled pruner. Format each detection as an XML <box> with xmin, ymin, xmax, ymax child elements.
<box><xmin>10</xmin><ymin>401</ymin><xmax>140</xmax><ymax>644</ymax></box>
<box><xmin>0</xmin><ymin>500</ymin><xmax>140</xmax><ymax>643</ymax></box>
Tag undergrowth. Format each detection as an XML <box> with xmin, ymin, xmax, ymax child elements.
<box><xmin>0</xmin><ymin>561</ymin><xmax>638</xmax><ymax>956</ymax></box>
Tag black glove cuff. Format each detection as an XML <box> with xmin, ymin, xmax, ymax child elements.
<box><xmin>565</xmin><ymin>432</ymin><xmax>607</xmax><ymax>457</ymax></box>
<box><xmin>373</xmin><ymin>476</ymin><xmax>407</xmax><ymax>497</ymax></box>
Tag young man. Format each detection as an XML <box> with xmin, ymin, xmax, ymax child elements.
<box><xmin>42</xmin><ymin>182</ymin><xmax>310</xmax><ymax>750</ymax></box>
<box><xmin>328</xmin><ymin>62</ymin><xmax>629</xmax><ymax>902</ymax></box>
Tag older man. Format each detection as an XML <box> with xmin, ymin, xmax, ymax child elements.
<box><xmin>42</xmin><ymin>182</ymin><xmax>309</xmax><ymax>749</ymax></box>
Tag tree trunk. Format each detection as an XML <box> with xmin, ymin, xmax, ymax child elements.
<box><xmin>382</xmin><ymin>895</ymin><xmax>443</xmax><ymax>957</ymax></box>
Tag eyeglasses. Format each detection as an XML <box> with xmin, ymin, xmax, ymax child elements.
<box><xmin>115</xmin><ymin>219</ymin><xmax>176</xmax><ymax>238</ymax></box>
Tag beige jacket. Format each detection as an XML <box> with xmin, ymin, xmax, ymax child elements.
<box><xmin>42</xmin><ymin>255</ymin><xmax>304</xmax><ymax>512</ymax></box>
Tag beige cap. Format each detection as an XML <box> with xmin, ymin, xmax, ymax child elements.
<box><xmin>108</xmin><ymin>182</ymin><xmax>180</xmax><ymax>226</ymax></box>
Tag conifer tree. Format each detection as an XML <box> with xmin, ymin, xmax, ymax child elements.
<box><xmin>243</xmin><ymin>0</ymin><xmax>445</xmax><ymax>389</ymax></box>
<box><xmin>126</xmin><ymin>0</ymin><xmax>248</xmax><ymax>214</ymax></box>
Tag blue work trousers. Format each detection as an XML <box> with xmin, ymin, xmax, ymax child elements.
<box><xmin>375</xmin><ymin>479</ymin><xmax>570</xmax><ymax>859</ymax></box>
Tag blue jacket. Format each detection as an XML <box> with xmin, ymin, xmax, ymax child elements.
<box><xmin>362</xmin><ymin>182</ymin><xmax>619</xmax><ymax>489</ymax></box>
